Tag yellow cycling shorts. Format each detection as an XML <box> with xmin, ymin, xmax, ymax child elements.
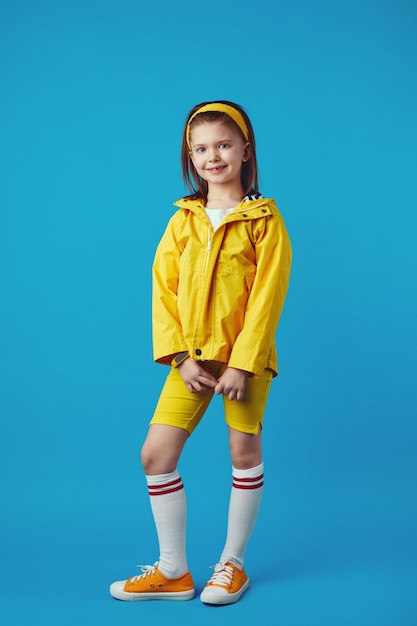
<box><xmin>149</xmin><ymin>361</ymin><xmax>273</xmax><ymax>435</ymax></box>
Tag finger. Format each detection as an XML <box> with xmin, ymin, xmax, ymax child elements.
<box><xmin>192</xmin><ymin>380</ymin><xmax>212</xmax><ymax>394</ymax></box>
<box><xmin>198</xmin><ymin>377</ymin><xmax>217</xmax><ymax>388</ymax></box>
<box><xmin>214</xmin><ymin>382</ymin><xmax>224</xmax><ymax>395</ymax></box>
<box><xmin>198</xmin><ymin>372</ymin><xmax>218</xmax><ymax>386</ymax></box>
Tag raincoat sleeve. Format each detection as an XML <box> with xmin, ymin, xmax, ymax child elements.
<box><xmin>152</xmin><ymin>217</ymin><xmax>187</xmax><ymax>365</ymax></box>
<box><xmin>228</xmin><ymin>213</ymin><xmax>292</xmax><ymax>376</ymax></box>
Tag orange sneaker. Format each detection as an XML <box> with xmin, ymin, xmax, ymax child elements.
<box><xmin>109</xmin><ymin>563</ymin><xmax>195</xmax><ymax>601</ymax></box>
<box><xmin>200</xmin><ymin>561</ymin><xmax>249</xmax><ymax>605</ymax></box>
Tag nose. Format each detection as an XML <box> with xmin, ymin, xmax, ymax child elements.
<box><xmin>207</xmin><ymin>146</ymin><xmax>220</xmax><ymax>162</ymax></box>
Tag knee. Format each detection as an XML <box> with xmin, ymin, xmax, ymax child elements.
<box><xmin>231</xmin><ymin>451</ymin><xmax>262</xmax><ymax>470</ymax></box>
<box><xmin>140</xmin><ymin>439</ymin><xmax>178</xmax><ymax>476</ymax></box>
<box><xmin>228</xmin><ymin>426</ymin><xmax>262</xmax><ymax>470</ymax></box>
<box><xmin>230</xmin><ymin>443</ymin><xmax>262</xmax><ymax>470</ymax></box>
<box><xmin>140</xmin><ymin>425</ymin><xmax>188</xmax><ymax>475</ymax></box>
<box><xmin>228</xmin><ymin>428</ymin><xmax>262</xmax><ymax>469</ymax></box>
<box><xmin>140</xmin><ymin>441</ymin><xmax>152</xmax><ymax>474</ymax></box>
<box><xmin>140</xmin><ymin>441</ymin><xmax>162</xmax><ymax>475</ymax></box>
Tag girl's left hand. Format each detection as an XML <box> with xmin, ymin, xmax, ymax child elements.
<box><xmin>215</xmin><ymin>367</ymin><xmax>249</xmax><ymax>401</ymax></box>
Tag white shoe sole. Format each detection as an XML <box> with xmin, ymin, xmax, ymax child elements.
<box><xmin>110</xmin><ymin>580</ymin><xmax>195</xmax><ymax>601</ymax></box>
<box><xmin>200</xmin><ymin>578</ymin><xmax>250</xmax><ymax>605</ymax></box>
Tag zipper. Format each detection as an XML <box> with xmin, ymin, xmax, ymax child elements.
<box><xmin>205</xmin><ymin>228</ymin><xmax>212</xmax><ymax>271</ymax></box>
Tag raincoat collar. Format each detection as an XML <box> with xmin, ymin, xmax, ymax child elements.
<box><xmin>173</xmin><ymin>195</ymin><xmax>275</xmax><ymax>216</ymax></box>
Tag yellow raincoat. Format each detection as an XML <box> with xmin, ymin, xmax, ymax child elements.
<box><xmin>152</xmin><ymin>196</ymin><xmax>292</xmax><ymax>377</ymax></box>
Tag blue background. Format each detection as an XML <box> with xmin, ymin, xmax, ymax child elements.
<box><xmin>1</xmin><ymin>1</ymin><xmax>416</xmax><ymax>624</ymax></box>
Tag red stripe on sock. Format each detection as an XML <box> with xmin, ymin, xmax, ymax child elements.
<box><xmin>148</xmin><ymin>477</ymin><xmax>183</xmax><ymax>496</ymax></box>
<box><xmin>148</xmin><ymin>483</ymin><xmax>184</xmax><ymax>496</ymax></box>
<box><xmin>233</xmin><ymin>480</ymin><xmax>264</xmax><ymax>490</ymax></box>
<box><xmin>148</xmin><ymin>477</ymin><xmax>182</xmax><ymax>492</ymax></box>
<box><xmin>233</xmin><ymin>474</ymin><xmax>264</xmax><ymax>483</ymax></box>
<box><xmin>233</xmin><ymin>474</ymin><xmax>264</xmax><ymax>490</ymax></box>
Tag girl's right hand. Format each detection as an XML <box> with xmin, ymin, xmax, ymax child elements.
<box><xmin>178</xmin><ymin>358</ymin><xmax>218</xmax><ymax>394</ymax></box>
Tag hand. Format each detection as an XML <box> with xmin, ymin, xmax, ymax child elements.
<box><xmin>215</xmin><ymin>367</ymin><xmax>249</xmax><ymax>401</ymax></box>
<box><xmin>178</xmin><ymin>358</ymin><xmax>218</xmax><ymax>394</ymax></box>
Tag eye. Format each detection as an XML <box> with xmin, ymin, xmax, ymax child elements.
<box><xmin>219</xmin><ymin>143</ymin><xmax>230</xmax><ymax>149</ymax></box>
<box><xmin>195</xmin><ymin>147</ymin><xmax>206</xmax><ymax>153</ymax></box>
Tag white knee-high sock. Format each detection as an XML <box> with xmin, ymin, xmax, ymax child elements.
<box><xmin>220</xmin><ymin>463</ymin><xmax>264</xmax><ymax>568</ymax></box>
<box><xmin>146</xmin><ymin>470</ymin><xmax>188</xmax><ymax>578</ymax></box>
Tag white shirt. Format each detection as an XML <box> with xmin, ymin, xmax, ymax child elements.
<box><xmin>205</xmin><ymin>207</ymin><xmax>235</xmax><ymax>231</ymax></box>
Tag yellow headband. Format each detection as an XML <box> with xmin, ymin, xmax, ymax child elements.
<box><xmin>186</xmin><ymin>103</ymin><xmax>249</xmax><ymax>149</ymax></box>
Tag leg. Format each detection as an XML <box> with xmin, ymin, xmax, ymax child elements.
<box><xmin>139</xmin><ymin>367</ymin><xmax>216</xmax><ymax>578</ymax></box>
<box><xmin>228</xmin><ymin>424</ymin><xmax>263</xmax><ymax>470</ymax></box>
<box><xmin>201</xmin><ymin>370</ymin><xmax>272</xmax><ymax>605</ymax></box>
<box><xmin>110</xmin><ymin>366</ymin><xmax>216</xmax><ymax>602</ymax></box>
<box><xmin>220</xmin><ymin>370</ymin><xmax>271</xmax><ymax>567</ymax></box>
<box><xmin>141</xmin><ymin>424</ymin><xmax>189</xmax><ymax>475</ymax></box>
<box><xmin>138</xmin><ymin>425</ymin><xmax>189</xmax><ymax>578</ymax></box>
<box><xmin>221</xmin><ymin>425</ymin><xmax>264</xmax><ymax>566</ymax></box>
<box><xmin>200</xmin><ymin>427</ymin><xmax>264</xmax><ymax>605</ymax></box>
<box><xmin>109</xmin><ymin>424</ymin><xmax>194</xmax><ymax>600</ymax></box>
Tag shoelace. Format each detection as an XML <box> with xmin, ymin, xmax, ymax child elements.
<box><xmin>207</xmin><ymin>562</ymin><xmax>234</xmax><ymax>587</ymax></box>
<box><xmin>129</xmin><ymin>562</ymin><xmax>159</xmax><ymax>584</ymax></box>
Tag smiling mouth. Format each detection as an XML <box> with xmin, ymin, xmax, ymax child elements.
<box><xmin>207</xmin><ymin>165</ymin><xmax>226</xmax><ymax>173</ymax></box>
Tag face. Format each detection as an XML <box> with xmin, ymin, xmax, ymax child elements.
<box><xmin>189</xmin><ymin>121</ymin><xmax>250</xmax><ymax>190</ymax></box>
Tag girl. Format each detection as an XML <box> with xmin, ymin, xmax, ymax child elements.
<box><xmin>110</xmin><ymin>101</ymin><xmax>292</xmax><ymax>605</ymax></box>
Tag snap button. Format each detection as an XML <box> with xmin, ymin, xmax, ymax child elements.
<box><xmin>262</xmin><ymin>209</ymin><xmax>267</xmax><ymax>213</ymax></box>
<box><xmin>242</xmin><ymin>213</ymin><xmax>248</xmax><ymax>217</ymax></box>
<box><xmin>195</xmin><ymin>349</ymin><xmax>202</xmax><ymax>356</ymax></box>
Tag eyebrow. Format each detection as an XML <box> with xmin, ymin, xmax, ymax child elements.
<box><xmin>192</xmin><ymin>138</ymin><xmax>234</xmax><ymax>147</ymax></box>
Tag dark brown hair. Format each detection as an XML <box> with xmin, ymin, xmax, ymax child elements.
<box><xmin>180</xmin><ymin>100</ymin><xmax>260</xmax><ymax>202</ymax></box>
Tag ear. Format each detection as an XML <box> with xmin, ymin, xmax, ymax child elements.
<box><xmin>242</xmin><ymin>142</ymin><xmax>250</xmax><ymax>163</ymax></box>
